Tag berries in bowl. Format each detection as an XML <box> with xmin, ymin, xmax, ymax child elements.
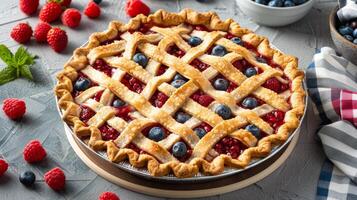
<box><xmin>236</xmin><ymin>0</ymin><xmax>315</xmax><ymax>26</ymax></box>
<box><xmin>329</xmin><ymin>6</ymin><xmax>357</xmax><ymax>65</ymax></box>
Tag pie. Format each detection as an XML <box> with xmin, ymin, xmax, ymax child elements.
<box><xmin>55</xmin><ymin>9</ymin><xmax>305</xmax><ymax>178</ymax></box>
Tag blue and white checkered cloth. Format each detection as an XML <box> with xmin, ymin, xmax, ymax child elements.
<box><xmin>306</xmin><ymin>47</ymin><xmax>357</xmax><ymax>200</ymax></box>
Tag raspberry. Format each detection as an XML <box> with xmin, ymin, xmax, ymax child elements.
<box><xmin>23</xmin><ymin>140</ymin><xmax>47</xmax><ymax>163</ymax></box>
<box><xmin>98</xmin><ymin>192</ymin><xmax>120</xmax><ymax>200</ymax></box>
<box><xmin>2</xmin><ymin>98</ymin><xmax>26</xmax><ymax>120</ymax></box>
<box><xmin>61</xmin><ymin>8</ymin><xmax>81</xmax><ymax>28</ymax></box>
<box><xmin>44</xmin><ymin>167</ymin><xmax>65</xmax><ymax>191</ymax></box>
<box><xmin>198</xmin><ymin>94</ymin><xmax>214</xmax><ymax>107</ymax></box>
<box><xmin>0</xmin><ymin>159</ymin><xmax>8</xmax><ymax>176</ymax></box>
<box><xmin>33</xmin><ymin>22</ymin><xmax>52</xmax><ymax>42</ymax></box>
<box><xmin>125</xmin><ymin>0</ymin><xmax>150</xmax><ymax>18</ymax></box>
<box><xmin>99</xmin><ymin>125</ymin><xmax>120</xmax><ymax>141</ymax></box>
<box><xmin>48</xmin><ymin>0</ymin><xmax>71</xmax><ymax>7</ymax></box>
<box><xmin>10</xmin><ymin>23</ymin><xmax>33</xmax><ymax>44</ymax></box>
<box><xmin>47</xmin><ymin>27</ymin><xmax>68</xmax><ymax>53</ymax></box>
<box><xmin>84</xmin><ymin>2</ymin><xmax>101</xmax><ymax>19</ymax></box>
<box><xmin>19</xmin><ymin>0</ymin><xmax>39</xmax><ymax>15</ymax></box>
<box><xmin>39</xmin><ymin>2</ymin><xmax>63</xmax><ymax>23</ymax></box>
<box><xmin>263</xmin><ymin>77</ymin><xmax>281</xmax><ymax>93</ymax></box>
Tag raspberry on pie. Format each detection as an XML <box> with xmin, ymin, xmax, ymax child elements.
<box><xmin>55</xmin><ymin>9</ymin><xmax>305</xmax><ymax>178</ymax></box>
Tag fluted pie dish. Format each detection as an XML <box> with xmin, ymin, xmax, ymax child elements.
<box><xmin>55</xmin><ymin>9</ymin><xmax>306</xmax><ymax>178</ymax></box>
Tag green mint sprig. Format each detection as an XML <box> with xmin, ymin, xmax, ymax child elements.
<box><xmin>0</xmin><ymin>45</ymin><xmax>37</xmax><ymax>85</ymax></box>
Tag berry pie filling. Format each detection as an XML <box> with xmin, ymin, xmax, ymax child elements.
<box><xmin>238</xmin><ymin>95</ymin><xmax>264</xmax><ymax>109</ymax></box>
<box><xmin>190</xmin><ymin>90</ymin><xmax>214</xmax><ymax>107</ymax></box>
<box><xmin>190</xmin><ymin>58</ymin><xmax>210</xmax><ymax>71</ymax></box>
<box><xmin>92</xmin><ymin>59</ymin><xmax>114</xmax><ymax>77</ymax></box>
<box><xmin>262</xmin><ymin>110</ymin><xmax>286</xmax><ymax>132</ymax></box>
<box><xmin>149</xmin><ymin>91</ymin><xmax>169</xmax><ymax>108</ymax></box>
<box><xmin>79</xmin><ymin>105</ymin><xmax>96</xmax><ymax>123</ymax></box>
<box><xmin>127</xmin><ymin>143</ymin><xmax>146</xmax><ymax>154</ymax></box>
<box><xmin>99</xmin><ymin>123</ymin><xmax>120</xmax><ymax>141</ymax></box>
<box><xmin>72</xmin><ymin>73</ymin><xmax>96</xmax><ymax>97</ymax></box>
<box><xmin>100</xmin><ymin>33</ymin><xmax>123</xmax><ymax>45</ymax></box>
<box><xmin>214</xmin><ymin>136</ymin><xmax>246</xmax><ymax>159</ymax></box>
<box><xmin>170</xmin><ymin>140</ymin><xmax>192</xmax><ymax>162</ymax></box>
<box><xmin>120</xmin><ymin>73</ymin><xmax>145</xmax><ymax>93</ymax></box>
<box><xmin>156</xmin><ymin>65</ymin><xmax>168</xmax><ymax>76</ymax></box>
<box><xmin>166</xmin><ymin>44</ymin><xmax>186</xmax><ymax>58</ymax></box>
<box><xmin>141</xmin><ymin>124</ymin><xmax>169</xmax><ymax>141</ymax></box>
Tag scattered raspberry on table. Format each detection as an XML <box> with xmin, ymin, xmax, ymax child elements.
<box><xmin>23</xmin><ymin>140</ymin><xmax>47</xmax><ymax>163</ymax></box>
<box><xmin>39</xmin><ymin>2</ymin><xmax>63</xmax><ymax>23</ymax></box>
<box><xmin>84</xmin><ymin>1</ymin><xmax>101</xmax><ymax>19</ymax></box>
<box><xmin>0</xmin><ymin>159</ymin><xmax>8</xmax><ymax>176</ymax></box>
<box><xmin>10</xmin><ymin>23</ymin><xmax>32</xmax><ymax>44</ymax></box>
<box><xmin>44</xmin><ymin>167</ymin><xmax>66</xmax><ymax>191</ymax></box>
<box><xmin>47</xmin><ymin>27</ymin><xmax>68</xmax><ymax>53</ymax></box>
<box><xmin>2</xmin><ymin>98</ymin><xmax>26</xmax><ymax>120</ymax></box>
<box><xmin>125</xmin><ymin>0</ymin><xmax>150</xmax><ymax>18</ymax></box>
<box><xmin>62</xmin><ymin>8</ymin><xmax>82</xmax><ymax>28</ymax></box>
<box><xmin>19</xmin><ymin>0</ymin><xmax>39</xmax><ymax>15</ymax></box>
<box><xmin>34</xmin><ymin>22</ymin><xmax>52</xmax><ymax>43</ymax></box>
<box><xmin>99</xmin><ymin>192</ymin><xmax>120</xmax><ymax>200</ymax></box>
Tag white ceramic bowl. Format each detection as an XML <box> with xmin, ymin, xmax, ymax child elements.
<box><xmin>236</xmin><ymin>0</ymin><xmax>315</xmax><ymax>27</ymax></box>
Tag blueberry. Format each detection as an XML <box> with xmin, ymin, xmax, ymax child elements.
<box><xmin>268</xmin><ymin>0</ymin><xmax>283</xmax><ymax>7</ymax></box>
<box><xmin>175</xmin><ymin>112</ymin><xmax>191</xmax><ymax>123</ymax></box>
<box><xmin>133</xmin><ymin>53</ymin><xmax>148</xmax><ymax>67</ymax></box>
<box><xmin>112</xmin><ymin>99</ymin><xmax>125</xmax><ymax>108</ymax></box>
<box><xmin>354</xmin><ymin>39</ymin><xmax>357</xmax><ymax>44</ymax></box>
<box><xmin>213</xmin><ymin>78</ymin><xmax>229</xmax><ymax>91</ymax></box>
<box><xmin>339</xmin><ymin>26</ymin><xmax>353</xmax><ymax>36</ymax></box>
<box><xmin>242</xmin><ymin>97</ymin><xmax>258</xmax><ymax>109</ymax></box>
<box><xmin>344</xmin><ymin>35</ymin><xmax>354</xmax><ymax>42</ymax></box>
<box><xmin>214</xmin><ymin>104</ymin><xmax>232</xmax><ymax>120</ymax></box>
<box><xmin>19</xmin><ymin>171</ymin><xmax>36</xmax><ymax>186</ymax></box>
<box><xmin>74</xmin><ymin>78</ymin><xmax>91</xmax><ymax>91</ymax></box>
<box><xmin>172</xmin><ymin>142</ymin><xmax>187</xmax><ymax>158</ymax></box>
<box><xmin>292</xmin><ymin>0</ymin><xmax>307</xmax><ymax>5</ymax></box>
<box><xmin>194</xmin><ymin>128</ymin><xmax>207</xmax><ymax>138</ymax></box>
<box><xmin>231</xmin><ymin>37</ymin><xmax>244</xmax><ymax>45</ymax></box>
<box><xmin>245</xmin><ymin>124</ymin><xmax>261</xmax><ymax>139</ymax></box>
<box><xmin>171</xmin><ymin>79</ymin><xmax>186</xmax><ymax>88</ymax></box>
<box><xmin>256</xmin><ymin>57</ymin><xmax>267</xmax><ymax>63</ymax></box>
<box><xmin>188</xmin><ymin>36</ymin><xmax>202</xmax><ymax>47</ymax></box>
<box><xmin>255</xmin><ymin>0</ymin><xmax>268</xmax><ymax>5</ymax></box>
<box><xmin>353</xmin><ymin>29</ymin><xmax>357</xmax><ymax>38</ymax></box>
<box><xmin>211</xmin><ymin>45</ymin><xmax>227</xmax><ymax>56</ymax></box>
<box><xmin>93</xmin><ymin>0</ymin><xmax>102</xmax><ymax>4</ymax></box>
<box><xmin>284</xmin><ymin>0</ymin><xmax>296</xmax><ymax>6</ymax></box>
<box><xmin>173</xmin><ymin>73</ymin><xmax>187</xmax><ymax>81</ymax></box>
<box><xmin>244</xmin><ymin>67</ymin><xmax>257</xmax><ymax>77</ymax></box>
<box><xmin>148</xmin><ymin>127</ymin><xmax>165</xmax><ymax>142</ymax></box>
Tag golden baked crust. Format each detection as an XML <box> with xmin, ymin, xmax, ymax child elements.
<box><xmin>55</xmin><ymin>9</ymin><xmax>305</xmax><ymax>178</ymax></box>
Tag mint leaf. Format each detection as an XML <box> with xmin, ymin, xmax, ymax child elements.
<box><xmin>19</xmin><ymin>65</ymin><xmax>33</xmax><ymax>80</ymax></box>
<box><xmin>0</xmin><ymin>66</ymin><xmax>16</xmax><ymax>85</ymax></box>
<box><xmin>14</xmin><ymin>46</ymin><xmax>28</xmax><ymax>66</ymax></box>
<box><xmin>0</xmin><ymin>44</ymin><xmax>14</xmax><ymax>65</ymax></box>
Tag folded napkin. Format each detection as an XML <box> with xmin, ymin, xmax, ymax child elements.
<box><xmin>306</xmin><ymin>47</ymin><xmax>357</xmax><ymax>200</ymax></box>
<box><xmin>337</xmin><ymin>0</ymin><xmax>357</xmax><ymax>22</ymax></box>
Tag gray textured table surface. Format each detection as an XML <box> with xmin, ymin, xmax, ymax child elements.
<box><xmin>0</xmin><ymin>0</ymin><xmax>337</xmax><ymax>199</ymax></box>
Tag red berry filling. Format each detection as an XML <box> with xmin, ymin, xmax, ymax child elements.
<box><xmin>99</xmin><ymin>123</ymin><xmax>120</xmax><ymax>141</ymax></box>
<box><xmin>195</xmin><ymin>122</ymin><xmax>213</xmax><ymax>132</ymax></box>
<box><xmin>262</xmin><ymin>110</ymin><xmax>286</xmax><ymax>131</ymax></box>
<box><xmin>121</xmin><ymin>73</ymin><xmax>145</xmax><ymax>93</ymax></box>
<box><xmin>214</xmin><ymin>136</ymin><xmax>246</xmax><ymax>159</ymax></box>
<box><xmin>190</xmin><ymin>90</ymin><xmax>214</xmax><ymax>107</ymax></box>
<box><xmin>93</xmin><ymin>59</ymin><xmax>113</xmax><ymax>77</ymax></box>
<box><xmin>227</xmin><ymin>82</ymin><xmax>238</xmax><ymax>92</ymax></box>
<box><xmin>224</xmin><ymin>33</ymin><xmax>236</xmax><ymax>40</ymax></box>
<box><xmin>190</xmin><ymin>58</ymin><xmax>210</xmax><ymax>71</ymax></box>
<box><xmin>80</xmin><ymin>105</ymin><xmax>96</xmax><ymax>123</ymax></box>
<box><xmin>93</xmin><ymin>90</ymin><xmax>104</xmax><ymax>101</ymax></box>
<box><xmin>156</xmin><ymin>65</ymin><xmax>168</xmax><ymax>76</ymax></box>
<box><xmin>167</xmin><ymin>45</ymin><xmax>185</xmax><ymax>58</ymax></box>
<box><xmin>149</xmin><ymin>91</ymin><xmax>169</xmax><ymax>108</ymax></box>
<box><xmin>232</xmin><ymin>59</ymin><xmax>258</xmax><ymax>74</ymax></box>
<box><xmin>262</xmin><ymin>77</ymin><xmax>289</xmax><ymax>93</ymax></box>
<box><xmin>115</xmin><ymin>105</ymin><xmax>132</xmax><ymax>121</ymax></box>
